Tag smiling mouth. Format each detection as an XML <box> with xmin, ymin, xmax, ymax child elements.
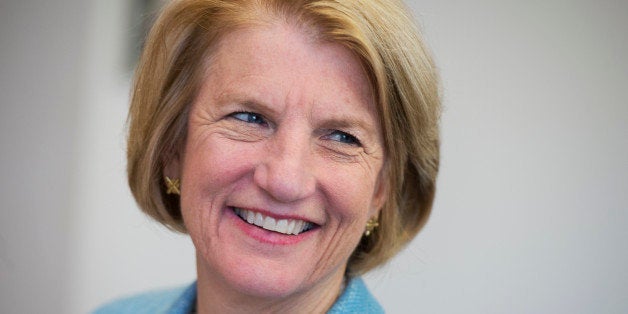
<box><xmin>232</xmin><ymin>207</ymin><xmax>316</xmax><ymax>235</ymax></box>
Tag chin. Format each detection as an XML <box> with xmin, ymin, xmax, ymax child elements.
<box><xmin>230</xmin><ymin>263</ymin><xmax>309</xmax><ymax>298</ymax></box>
<box><xmin>198</xmin><ymin>246</ymin><xmax>329</xmax><ymax>300</ymax></box>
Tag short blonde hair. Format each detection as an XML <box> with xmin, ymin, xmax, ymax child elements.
<box><xmin>127</xmin><ymin>0</ymin><xmax>440</xmax><ymax>276</ymax></box>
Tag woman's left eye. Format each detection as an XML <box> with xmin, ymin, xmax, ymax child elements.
<box><xmin>326</xmin><ymin>130</ymin><xmax>361</xmax><ymax>146</ymax></box>
<box><xmin>229</xmin><ymin>112</ymin><xmax>267</xmax><ymax>125</ymax></box>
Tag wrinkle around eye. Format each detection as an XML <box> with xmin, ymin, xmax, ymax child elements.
<box><xmin>213</xmin><ymin>119</ymin><xmax>269</xmax><ymax>143</ymax></box>
<box><xmin>315</xmin><ymin>141</ymin><xmax>364</xmax><ymax>164</ymax></box>
<box><xmin>187</xmin><ymin>112</ymin><xmax>268</xmax><ymax>147</ymax></box>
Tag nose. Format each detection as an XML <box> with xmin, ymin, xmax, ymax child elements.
<box><xmin>253</xmin><ymin>127</ymin><xmax>316</xmax><ymax>203</ymax></box>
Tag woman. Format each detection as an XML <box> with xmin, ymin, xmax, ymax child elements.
<box><xmin>97</xmin><ymin>0</ymin><xmax>439</xmax><ymax>312</ymax></box>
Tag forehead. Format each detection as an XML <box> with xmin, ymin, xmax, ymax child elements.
<box><xmin>200</xmin><ymin>22</ymin><xmax>378</xmax><ymax>123</ymax></box>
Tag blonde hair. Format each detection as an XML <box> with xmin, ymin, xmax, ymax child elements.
<box><xmin>127</xmin><ymin>0</ymin><xmax>440</xmax><ymax>276</ymax></box>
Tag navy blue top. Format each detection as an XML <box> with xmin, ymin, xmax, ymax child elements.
<box><xmin>94</xmin><ymin>277</ymin><xmax>383</xmax><ymax>313</ymax></box>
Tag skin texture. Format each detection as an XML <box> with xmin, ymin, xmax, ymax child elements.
<box><xmin>167</xmin><ymin>21</ymin><xmax>387</xmax><ymax>313</ymax></box>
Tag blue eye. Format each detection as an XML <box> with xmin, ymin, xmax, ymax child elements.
<box><xmin>328</xmin><ymin>130</ymin><xmax>361</xmax><ymax>146</ymax></box>
<box><xmin>230</xmin><ymin>112</ymin><xmax>267</xmax><ymax>125</ymax></box>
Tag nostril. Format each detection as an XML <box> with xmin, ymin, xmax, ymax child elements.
<box><xmin>253</xmin><ymin>153</ymin><xmax>316</xmax><ymax>203</ymax></box>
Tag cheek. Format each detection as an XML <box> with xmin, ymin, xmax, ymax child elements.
<box><xmin>179</xmin><ymin>138</ymin><xmax>258</xmax><ymax>228</ymax></box>
<box><xmin>321</xmin><ymin>165</ymin><xmax>380</xmax><ymax>222</ymax></box>
<box><xmin>183</xmin><ymin>135</ymin><xmax>258</xmax><ymax>190</ymax></box>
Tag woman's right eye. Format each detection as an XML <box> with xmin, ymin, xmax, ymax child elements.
<box><xmin>229</xmin><ymin>112</ymin><xmax>267</xmax><ymax>125</ymax></box>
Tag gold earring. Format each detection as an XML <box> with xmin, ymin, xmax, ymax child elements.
<box><xmin>164</xmin><ymin>176</ymin><xmax>180</xmax><ymax>195</ymax></box>
<box><xmin>364</xmin><ymin>218</ymin><xmax>379</xmax><ymax>237</ymax></box>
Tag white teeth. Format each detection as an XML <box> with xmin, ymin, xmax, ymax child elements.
<box><xmin>246</xmin><ymin>211</ymin><xmax>255</xmax><ymax>224</ymax></box>
<box><xmin>255</xmin><ymin>212</ymin><xmax>264</xmax><ymax>226</ymax></box>
<box><xmin>263</xmin><ymin>216</ymin><xmax>276</xmax><ymax>230</ymax></box>
<box><xmin>287</xmin><ymin>220</ymin><xmax>296</xmax><ymax>235</ymax></box>
<box><xmin>276</xmin><ymin>219</ymin><xmax>288</xmax><ymax>234</ymax></box>
<box><xmin>233</xmin><ymin>207</ymin><xmax>313</xmax><ymax>235</ymax></box>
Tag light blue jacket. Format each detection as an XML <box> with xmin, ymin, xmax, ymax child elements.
<box><xmin>94</xmin><ymin>277</ymin><xmax>383</xmax><ymax>313</ymax></box>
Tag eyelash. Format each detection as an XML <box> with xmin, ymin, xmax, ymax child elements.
<box><xmin>228</xmin><ymin>111</ymin><xmax>362</xmax><ymax>146</ymax></box>
<box><xmin>325</xmin><ymin>130</ymin><xmax>362</xmax><ymax>146</ymax></box>
<box><xmin>229</xmin><ymin>111</ymin><xmax>268</xmax><ymax>126</ymax></box>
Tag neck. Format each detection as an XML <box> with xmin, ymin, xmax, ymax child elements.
<box><xmin>194</xmin><ymin>257</ymin><xmax>345</xmax><ymax>314</ymax></box>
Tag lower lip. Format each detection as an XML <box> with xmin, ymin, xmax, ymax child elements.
<box><xmin>227</xmin><ymin>208</ymin><xmax>315</xmax><ymax>245</ymax></box>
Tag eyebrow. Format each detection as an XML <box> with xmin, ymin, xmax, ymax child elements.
<box><xmin>240</xmin><ymin>99</ymin><xmax>280</xmax><ymax>117</ymax></box>
<box><xmin>214</xmin><ymin>89</ymin><xmax>278</xmax><ymax>114</ymax></box>
<box><xmin>319</xmin><ymin>116</ymin><xmax>369</xmax><ymax>131</ymax></box>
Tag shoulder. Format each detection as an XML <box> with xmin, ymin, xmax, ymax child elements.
<box><xmin>92</xmin><ymin>282</ymin><xmax>196</xmax><ymax>314</ymax></box>
<box><xmin>328</xmin><ymin>277</ymin><xmax>384</xmax><ymax>314</ymax></box>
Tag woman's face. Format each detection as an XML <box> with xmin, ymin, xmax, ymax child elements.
<box><xmin>173</xmin><ymin>22</ymin><xmax>386</xmax><ymax>300</ymax></box>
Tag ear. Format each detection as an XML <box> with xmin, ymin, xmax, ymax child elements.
<box><xmin>369</xmin><ymin>165</ymin><xmax>389</xmax><ymax>218</ymax></box>
<box><xmin>163</xmin><ymin>153</ymin><xmax>182</xmax><ymax>181</ymax></box>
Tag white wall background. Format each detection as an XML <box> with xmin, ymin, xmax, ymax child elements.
<box><xmin>1</xmin><ymin>0</ymin><xmax>626</xmax><ymax>313</ymax></box>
